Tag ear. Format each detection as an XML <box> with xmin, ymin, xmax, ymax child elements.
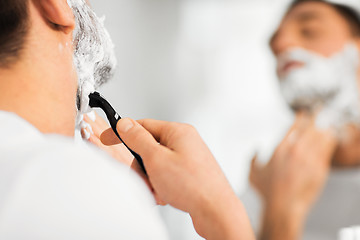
<box><xmin>37</xmin><ymin>0</ymin><xmax>75</xmax><ymax>34</ymax></box>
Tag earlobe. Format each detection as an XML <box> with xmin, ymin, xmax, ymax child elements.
<box><xmin>37</xmin><ymin>0</ymin><xmax>75</xmax><ymax>34</ymax></box>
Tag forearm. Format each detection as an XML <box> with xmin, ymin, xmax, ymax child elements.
<box><xmin>190</xmin><ymin>189</ymin><xmax>255</xmax><ymax>240</ymax></box>
<box><xmin>259</xmin><ymin>203</ymin><xmax>307</xmax><ymax>240</ymax></box>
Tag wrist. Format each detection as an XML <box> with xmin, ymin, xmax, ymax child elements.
<box><xmin>190</xmin><ymin>187</ymin><xmax>255</xmax><ymax>240</ymax></box>
<box><xmin>264</xmin><ymin>196</ymin><xmax>312</xmax><ymax>221</ymax></box>
<box><xmin>260</xmin><ymin>201</ymin><xmax>308</xmax><ymax>240</ymax></box>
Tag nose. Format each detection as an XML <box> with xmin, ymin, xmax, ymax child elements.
<box><xmin>270</xmin><ymin>29</ymin><xmax>299</xmax><ymax>56</ymax></box>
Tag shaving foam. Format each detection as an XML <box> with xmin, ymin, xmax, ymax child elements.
<box><xmin>67</xmin><ymin>0</ymin><xmax>117</xmax><ymax>127</ymax></box>
<box><xmin>80</xmin><ymin>119</ymin><xmax>94</xmax><ymax>140</ymax></box>
<box><xmin>86</xmin><ymin>111</ymin><xmax>96</xmax><ymax>122</ymax></box>
<box><xmin>278</xmin><ymin>43</ymin><xmax>360</xmax><ymax>132</ymax></box>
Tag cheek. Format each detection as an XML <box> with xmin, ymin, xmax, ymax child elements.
<box><xmin>307</xmin><ymin>41</ymin><xmax>346</xmax><ymax>57</ymax></box>
<box><xmin>55</xmin><ymin>41</ymin><xmax>79</xmax><ymax>97</ymax></box>
<box><xmin>65</xmin><ymin>42</ymin><xmax>78</xmax><ymax>89</ymax></box>
<box><xmin>305</xmin><ymin>32</ymin><xmax>350</xmax><ymax>57</ymax></box>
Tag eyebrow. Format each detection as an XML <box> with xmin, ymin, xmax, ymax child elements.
<box><xmin>295</xmin><ymin>11</ymin><xmax>323</xmax><ymax>23</ymax></box>
<box><xmin>269</xmin><ymin>11</ymin><xmax>323</xmax><ymax>47</ymax></box>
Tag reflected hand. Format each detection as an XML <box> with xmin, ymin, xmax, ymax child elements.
<box><xmin>250</xmin><ymin>112</ymin><xmax>337</xmax><ymax>240</ymax></box>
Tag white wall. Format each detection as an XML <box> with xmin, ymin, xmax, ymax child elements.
<box><xmin>91</xmin><ymin>0</ymin><xmax>295</xmax><ymax>239</ymax></box>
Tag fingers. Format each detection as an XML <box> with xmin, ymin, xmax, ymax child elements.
<box><xmin>83</xmin><ymin>111</ymin><xmax>107</xmax><ymax>138</ymax></box>
<box><xmin>279</xmin><ymin>111</ymin><xmax>314</xmax><ymax>147</ymax></box>
<box><xmin>287</xmin><ymin>112</ymin><xmax>311</xmax><ymax>140</ymax></box>
<box><xmin>100</xmin><ymin>128</ymin><xmax>122</xmax><ymax>145</ymax></box>
<box><xmin>137</xmin><ymin>119</ymin><xmax>201</xmax><ymax>151</ymax></box>
<box><xmin>103</xmin><ymin>118</ymin><xmax>200</xmax><ymax>152</ymax></box>
<box><xmin>82</xmin><ymin>111</ymin><xmax>109</xmax><ymax>146</ymax></box>
<box><xmin>116</xmin><ymin>118</ymin><xmax>170</xmax><ymax>161</ymax></box>
<box><xmin>297</xmin><ymin>125</ymin><xmax>337</xmax><ymax>166</ymax></box>
<box><xmin>80</xmin><ymin>125</ymin><xmax>93</xmax><ymax>140</ymax></box>
<box><xmin>249</xmin><ymin>155</ymin><xmax>261</xmax><ymax>187</ymax></box>
<box><xmin>136</xmin><ymin>119</ymin><xmax>174</xmax><ymax>144</ymax></box>
<box><xmin>278</xmin><ymin>111</ymin><xmax>337</xmax><ymax>168</ymax></box>
<box><xmin>81</xmin><ymin>112</ymin><xmax>134</xmax><ymax>166</ymax></box>
<box><xmin>270</xmin><ymin>112</ymin><xmax>313</xmax><ymax>165</ymax></box>
<box><xmin>250</xmin><ymin>155</ymin><xmax>260</xmax><ymax>175</ymax></box>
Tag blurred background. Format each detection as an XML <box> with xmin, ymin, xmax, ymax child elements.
<box><xmin>91</xmin><ymin>0</ymin><xmax>295</xmax><ymax>239</ymax></box>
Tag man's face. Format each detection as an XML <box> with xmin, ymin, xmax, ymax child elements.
<box><xmin>270</xmin><ymin>1</ymin><xmax>354</xmax><ymax>76</ymax></box>
<box><xmin>270</xmin><ymin>1</ymin><xmax>360</xmax><ymax>166</ymax></box>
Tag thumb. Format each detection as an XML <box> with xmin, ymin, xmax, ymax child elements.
<box><xmin>116</xmin><ymin>118</ymin><xmax>163</xmax><ymax>161</ymax></box>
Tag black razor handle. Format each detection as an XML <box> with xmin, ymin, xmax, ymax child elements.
<box><xmin>89</xmin><ymin>92</ymin><xmax>147</xmax><ymax>175</ymax></box>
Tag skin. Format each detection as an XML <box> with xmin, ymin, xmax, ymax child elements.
<box><xmin>0</xmin><ymin>0</ymin><xmax>77</xmax><ymax>137</ymax></box>
<box><xmin>87</xmin><ymin>115</ymin><xmax>256</xmax><ymax>239</ymax></box>
<box><xmin>84</xmin><ymin>1</ymin><xmax>360</xmax><ymax>239</ymax></box>
<box><xmin>0</xmin><ymin>0</ymin><xmax>255</xmax><ymax>239</ymax></box>
<box><xmin>83</xmin><ymin>1</ymin><xmax>360</xmax><ymax>240</ymax></box>
<box><xmin>82</xmin><ymin>112</ymin><xmax>134</xmax><ymax>166</ymax></box>
<box><xmin>251</xmin><ymin>113</ymin><xmax>337</xmax><ymax>240</ymax></box>
<box><xmin>103</xmin><ymin>118</ymin><xmax>255</xmax><ymax>240</ymax></box>
<box><xmin>251</xmin><ymin>1</ymin><xmax>360</xmax><ymax>240</ymax></box>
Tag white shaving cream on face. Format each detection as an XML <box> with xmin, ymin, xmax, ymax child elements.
<box><xmin>67</xmin><ymin>0</ymin><xmax>117</xmax><ymax>126</ymax></box>
<box><xmin>278</xmin><ymin>43</ymin><xmax>360</xmax><ymax>131</ymax></box>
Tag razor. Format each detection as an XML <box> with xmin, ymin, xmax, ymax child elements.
<box><xmin>88</xmin><ymin>91</ymin><xmax>146</xmax><ymax>174</ymax></box>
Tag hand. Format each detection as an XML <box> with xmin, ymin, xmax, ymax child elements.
<box><xmin>250</xmin><ymin>112</ymin><xmax>337</xmax><ymax>240</ymax></box>
<box><xmin>81</xmin><ymin>112</ymin><xmax>133</xmax><ymax>166</ymax></box>
<box><xmin>100</xmin><ymin>118</ymin><xmax>255</xmax><ymax>240</ymax></box>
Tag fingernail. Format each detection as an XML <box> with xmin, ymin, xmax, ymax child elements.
<box><xmin>117</xmin><ymin>118</ymin><xmax>134</xmax><ymax>133</ymax></box>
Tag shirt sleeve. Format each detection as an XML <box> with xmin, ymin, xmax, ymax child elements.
<box><xmin>0</xmin><ymin>137</ymin><xmax>169</xmax><ymax>240</ymax></box>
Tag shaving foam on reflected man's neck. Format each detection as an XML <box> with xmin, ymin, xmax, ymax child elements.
<box><xmin>278</xmin><ymin>43</ymin><xmax>360</xmax><ymax>132</ymax></box>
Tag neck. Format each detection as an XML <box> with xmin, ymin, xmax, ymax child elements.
<box><xmin>0</xmin><ymin>60</ymin><xmax>77</xmax><ymax>137</ymax></box>
<box><xmin>0</xmin><ymin>2</ymin><xmax>77</xmax><ymax>137</ymax></box>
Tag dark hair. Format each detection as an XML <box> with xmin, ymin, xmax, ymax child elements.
<box><xmin>290</xmin><ymin>0</ymin><xmax>360</xmax><ymax>36</ymax></box>
<box><xmin>0</xmin><ymin>0</ymin><xmax>29</xmax><ymax>68</ymax></box>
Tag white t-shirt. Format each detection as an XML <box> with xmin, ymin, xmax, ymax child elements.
<box><xmin>0</xmin><ymin>111</ymin><xmax>169</xmax><ymax>240</ymax></box>
<box><xmin>242</xmin><ymin>168</ymin><xmax>360</xmax><ymax>240</ymax></box>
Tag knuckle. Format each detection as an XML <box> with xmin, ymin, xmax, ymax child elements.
<box><xmin>186</xmin><ymin>123</ymin><xmax>197</xmax><ymax>132</ymax></box>
<box><xmin>180</xmin><ymin>123</ymin><xmax>197</xmax><ymax>134</ymax></box>
<box><xmin>171</xmin><ymin>123</ymin><xmax>198</xmax><ymax>138</ymax></box>
<box><xmin>131</xmin><ymin>126</ymin><xmax>146</xmax><ymax>142</ymax></box>
<box><xmin>146</xmin><ymin>145</ymin><xmax>161</xmax><ymax>158</ymax></box>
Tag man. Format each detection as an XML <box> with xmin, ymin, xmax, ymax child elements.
<box><xmin>245</xmin><ymin>0</ymin><xmax>360</xmax><ymax>239</ymax></box>
<box><xmin>0</xmin><ymin>0</ymin><xmax>254</xmax><ymax>239</ymax></box>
